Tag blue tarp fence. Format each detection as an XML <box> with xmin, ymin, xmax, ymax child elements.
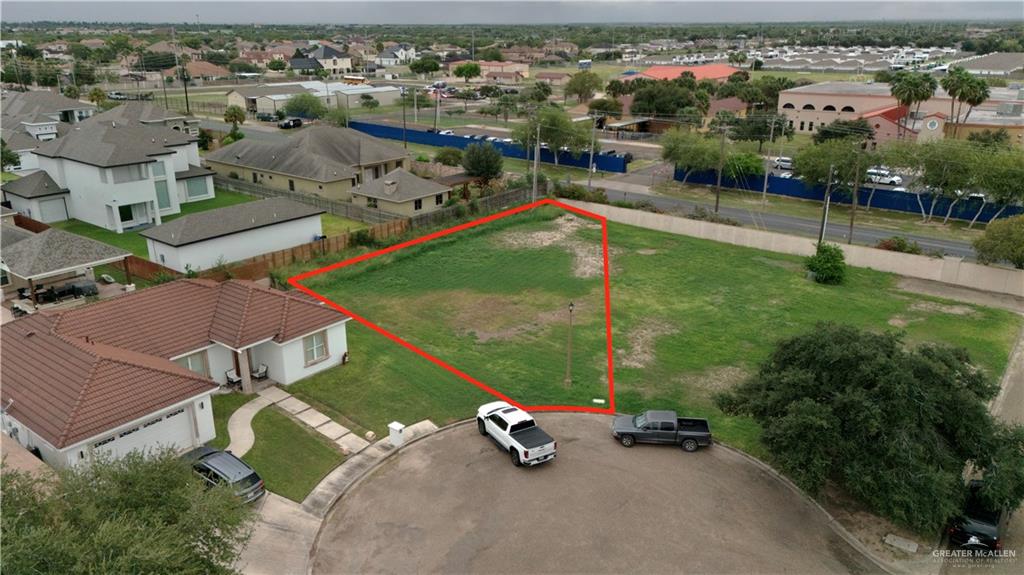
<box><xmin>674</xmin><ymin>168</ymin><xmax>1023</xmax><ymax>224</ymax></box>
<box><xmin>349</xmin><ymin>121</ymin><xmax>630</xmax><ymax>173</ymax></box>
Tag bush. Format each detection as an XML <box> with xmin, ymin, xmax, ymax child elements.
<box><xmin>461</xmin><ymin>142</ymin><xmax>503</xmax><ymax>181</ymax></box>
<box><xmin>805</xmin><ymin>243</ymin><xmax>846</xmax><ymax>285</ymax></box>
<box><xmin>415</xmin><ymin>154</ymin><xmax>431</xmax><ymax>162</ymax></box>
<box><xmin>974</xmin><ymin>215</ymin><xmax>1024</xmax><ymax>269</ymax></box>
<box><xmin>875</xmin><ymin>236</ymin><xmax>922</xmax><ymax>255</ymax></box>
<box><xmin>350</xmin><ymin>229</ymin><xmax>378</xmax><ymax>248</ymax></box>
<box><xmin>434</xmin><ymin>147</ymin><xmax>463</xmax><ymax>167</ymax></box>
<box><xmin>150</xmin><ymin>271</ymin><xmax>178</xmax><ymax>285</ymax></box>
<box><xmin>686</xmin><ymin>206</ymin><xmax>741</xmax><ymax>226</ymax></box>
<box><xmin>551</xmin><ymin>181</ymin><xmax>608</xmax><ymax>204</ymax></box>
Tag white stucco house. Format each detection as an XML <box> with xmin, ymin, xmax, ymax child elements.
<box><xmin>1</xmin><ymin>171</ymin><xmax>71</xmax><ymax>223</ymax></box>
<box><xmin>1</xmin><ymin>90</ymin><xmax>97</xmax><ymax>173</ymax></box>
<box><xmin>28</xmin><ymin>116</ymin><xmax>215</xmax><ymax>232</ymax></box>
<box><xmin>1</xmin><ymin>279</ymin><xmax>350</xmax><ymax>469</ymax></box>
<box><xmin>140</xmin><ymin>197</ymin><xmax>324</xmax><ymax>273</ymax></box>
<box><xmin>375</xmin><ymin>43</ymin><xmax>417</xmax><ymax>66</ymax></box>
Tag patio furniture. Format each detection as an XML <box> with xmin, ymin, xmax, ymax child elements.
<box><xmin>225</xmin><ymin>370</ymin><xmax>243</xmax><ymax>388</ymax></box>
<box><xmin>99</xmin><ymin>274</ymin><xmax>117</xmax><ymax>284</ymax></box>
<box><xmin>250</xmin><ymin>364</ymin><xmax>269</xmax><ymax>381</ymax></box>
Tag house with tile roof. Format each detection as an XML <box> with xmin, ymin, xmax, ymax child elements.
<box><xmin>29</xmin><ymin>116</ymin><xmax>215</xmax><ymax>232</ymax></box>
<box><xmin>140</xmin><ymin>198</ymin><xmax>324</xmax><ymax>273</ymax></box>
<box><xmin>0</xmin><ymin>279</ymin><xmax>350</xmax><ymax>468</ymax></box>
<box><xmin>203</xmin><ymin>126</ymin><xmax>408</xmax><ymax>202</ymax></box>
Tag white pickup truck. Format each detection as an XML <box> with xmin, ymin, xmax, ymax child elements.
<box><xmin>477</xmin><ymin>402</ymin><xmax>557</xmax><ymax>467</ymax></box>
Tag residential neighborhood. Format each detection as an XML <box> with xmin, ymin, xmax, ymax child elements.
<box><xmin>1</xmin><ymin>3</ymin><xmax>1023</xmax><ymax>575</ymax></box>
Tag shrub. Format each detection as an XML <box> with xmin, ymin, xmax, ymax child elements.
<box><xmin>434</xmin><ymin>147</ymin><xmax>463</xmax><ymax>167</ymax></box>
<box><xmin>875</xmin><ymin>236</ymin><xmax>922</xmax><ymax>255</ymax></box>
<box><xmin>461</xmin><ymin>142</ymin><xmax>503</xmax><ymax>181</ymax></box>
<box><xmin>350</xmin><ymin>229</ymin><xmax>378</xmax><ymax>248</ymax></box>
<box><xmin>974</xmin><ymin>215</ymin><xmax>1024</xmax><ymax>269</ymax></box>
<box><xmin>685</xmin><ymin>206</ymin><xmax>741</xmax><ymax>226</ymax></box>
<box><xmin>805</xmin><ymin>243</ymin><xmax>846</xmax><ymax>285</ymax></box>
<box><xmin>468</xmin><ymin>198</ymin><xmax>480</xmax><ymax>215</ymax></box>
<box><xmin>415</xmin><ymin>154</ymin><xmax>431</xmax><ymax>162</ymax></box>
<box><xmin>150</xmin><ymin>271</ymin><xmax>178</xmax><ymax>285</ymax></box>
<box><xmin>551</xmin><ymin>181</ymin><xmax>608</xmax><ymax>204</ymax></box>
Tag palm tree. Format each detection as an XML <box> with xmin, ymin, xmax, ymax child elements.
<box><xmin>955</xmin><ymin>78</ymin><xmax>990</xmax><ymax>137</ymax></box>
<box><xmin>909</xmin><ymin>73</ymin><xmax>938</xmax><ymax>134</ymax></box>
<box><xmin>940</xmin><ymin>67</ymin><xmax>970</xmax><ymax>133</ymax></box>
<box><xmin>889</xmin><ymin>72</ymin><xmax>936</xmax><ymax>139</ymax></box>
<box><xmin>889</xmin><ymin>71</ymin><xmax>915</xmax><ymax>138</ymax></box>
<box><xmin>223</xmin><ymin>105</ymin><xmax>246</xmax><ymax>126</ymax></box>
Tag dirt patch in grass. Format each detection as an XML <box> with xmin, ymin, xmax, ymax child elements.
<box><xmin>909</xmin><ymin>301</ymin><xmax>976</xmax><ymax>316</ymax></box>
<box><xmin>497</xmin><ymin>214</ymin><xmax>612</xmax><ymax>278</ymax></box>
<box><xmin>752</xmin><ymin>255</ymin><xmax>802</xmax><ymax>272</ymax></box>
<box><xmin>887</xmin><ymin>315</ymin><xmax>924</xmax><ymax>328</ymax></box>
<box><xmin>617</xmin><ymin>320</ymin><xmax>678</xmax><ymax>369</ymax></box>
<box><xmin>686</xmin><ymin>366</ymin><xmax>749</xmax><ymax>398</ymax></box>
<box><xmin>637</xmin><ymin>248</ymin><xmax>658</xmax><ymax>255</ymax></box>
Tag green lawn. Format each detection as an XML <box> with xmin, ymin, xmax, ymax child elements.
<box><xmin>286</xmin><ymin>207</ymin><xmax>1022</xmax><ymax>457</ymax></box>
<box><xmin>321</xmin><ymin>213</ymin><xmax>368</xmax><ymax>236</ymax></box>
<box><xmin>2</xmin><ymin>172</ymin><xmax>20</xmax><ymax>182</ymax></box>
<box><xmin>208</xmin><ymin>392</ymin><xmax>257</xmax><ymax>450</ymax></box>
<box><xmin>653</xmin><ymin>180</ymin><xmax>988</xmax><ymax>244</ymax></box>
<box><xmin>242</xmin><ymin>406</ymin><xmax>345</xmax><ymax>502</ymax></box>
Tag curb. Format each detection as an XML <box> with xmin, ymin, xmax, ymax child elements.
<box><xmin>304</xmin><ymin>413</ymin><xmax>900</xmax><ymax>575</ymax></box>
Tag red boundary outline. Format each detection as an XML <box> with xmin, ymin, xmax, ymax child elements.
<box><xmin>288</xmin><ymin>198</ymin><xmax>616</xmax><ymax>414</ymax></box>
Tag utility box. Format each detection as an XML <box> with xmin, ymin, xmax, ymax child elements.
<box><xmin>388</xmin><ymin>421</ymin><xmax>406</xmax><ymax>447</ymax></box>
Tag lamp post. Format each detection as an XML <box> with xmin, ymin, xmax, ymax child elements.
<box><xmin>564</xmin><ymin>301</ymin><xmax>575</xmax><ymax>385</ymax></box>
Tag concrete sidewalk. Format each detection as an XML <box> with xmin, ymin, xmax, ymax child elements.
<box><xmin>225</xmin><ymin>396</ymin><xmax>271</xmax><ymax>457</ymax></box>
<box><xmin>234</xmin><ymin>493</ymin><xmax>319</xmax><ymax>575</ymax></box>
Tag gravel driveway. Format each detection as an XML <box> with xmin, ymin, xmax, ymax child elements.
<box><xmin>312</xmin><ymin>412</ymin><xmax>881</xmax><ymax>574</ymax></box>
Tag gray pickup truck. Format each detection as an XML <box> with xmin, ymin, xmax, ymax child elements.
<box><xmin>612</xmin><ymin>410</ymin><xmax>713</xmax><ymax>452</ymax></box>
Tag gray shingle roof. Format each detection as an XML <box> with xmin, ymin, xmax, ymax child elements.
<box><xmin>90</xmin><ymin>101</ymin><xmax>187</xmax><ymax>124</ymax></box>
<box><xmin>0</xmin><ymin>90</ymin><xmax>96</xmax><ymax>118</ymax></box>
<box><xmin>139</xmin><ymin>197</ymin><xmax>324</xmax><ymax>247</ymax></box>
<box><xmin>354</xmin><ymin>168</ymin><xmax>451</xmax><ymax>202</ymax></box>
<box><xmin>204</xmin><ymin>126</ymin><xmax>408</xmax><ymax>183</ymax></box>
<box><xmin>1</xmin><ymin>171</ymin><xmax>68</xmax><ymax>199</ymax></box>
<box><xmin>174</xmin><ymin>165</ymin><xmax>216</xmax><ymax>180</ymax></box>
<box><xmin>309</xmin><ymin>45</ymin><xmax>349</xmax><ymax>60</ymax></box>
<box><xmin>32</xmin><ymin>119</ymin><xmax>195</xmax><ymax>168</ymax></box>
<box><xmin>290</xmin><ymin>58</ymin><xmax>323</xmax><ymax>70</ymax></box>
<box><xmin>0</xmin><ymin>226</ymin><xmax>129</xmax><ymax>280</ymax></box>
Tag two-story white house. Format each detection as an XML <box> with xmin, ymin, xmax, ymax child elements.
<box><xmin>375</xmin><ymin>43</ymin><xmax>417</xmax><ymax>67</ymax></box>
<box><xmin>309</xmin><ymin>44</ymin><xmax>354</xmax><ymax>75</ymax></box>
<box><xmin>1</xmin><ymin>90</ymin><xmax>97</xmax><ymax>173</ymax></box>
<box><xmin>28</xmin><ymin>118</ymin><xmax>215</xmax><ymax>232</ymax></box>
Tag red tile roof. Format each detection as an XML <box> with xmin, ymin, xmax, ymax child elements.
<box><xmin>1</xmin><ymin>314</ymin><xmax>216</xmax><ymax>449</ymax></box>
<box><xmin>632</xmin><ymin>64</ymin><xmax>740</xmax><ymax>82</ymax></box>
<box><xmin>2</xmin><ymin>279</ymin><xmax>348</xmax><ymax>449</ymax></box>
<box><xmin>708</xmin><ymin>96</ymin><xmax>747</xmax><ymax>115</ymax></box>
<box><xmin>861</xmin><ymin>104</ymin><xmax>909</xmax><ymax>124</ymax></box>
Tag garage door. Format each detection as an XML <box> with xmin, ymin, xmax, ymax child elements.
<box><xmin>91</xmin><ymin>406</ymin><xmax>197</xmax><ymax>459</ymax></box>
<box><xmin>38</xmin><ymin>198</ymin><xmax>69</xmax><ymax>223</ymax></box>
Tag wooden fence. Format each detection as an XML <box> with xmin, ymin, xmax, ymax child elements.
<box><xmin>12</xmin><ymin>214</ymin><xmax>50</xmax><ymax>233</ymax></box>
<box><xmin>213</xmin><ymin>176</ymin><xmax>401</xmax><ymax>224</ymax></box>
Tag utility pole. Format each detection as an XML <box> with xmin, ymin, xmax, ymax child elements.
<box><xmin>760</xmin><ymin>117</ymin><xmax>776</xmax><ymax>208</ymax></box>
<box><xmin>564</xmin><ymin>301</ymin><xmax>575</xmax><ymax>385</ymax></box>
<box><xmin>433</xmin><ymin>89</ymin><xmax>441</xmax><ymax>132</ymax></box>
<box><xmin>413</xmin><ymin>86</ymin><xmax>418</xmax><ymax>123</ymax></box>
<box><xmin>587</xmin><ymin>116</ymin><xmax>597</xmax><ymax>190</ymax></box>
<box><xmin>818</xmin><ymin>164</ymin><xmax>835</xmax><ymax>244</ymax></box>
<box><xmin>402</xmin><ymin>89</ymin><xmax>408</xmax><ymax>149</ymax></box>
<box><xmin>713</xmin><ymin>125</ymin><xmax>727</xmax><ymax>213</ymax></box>
<box><xmin>531</xmin><ymin>120</ymin><xmax>540</xmax><ymax>202</ymax></box>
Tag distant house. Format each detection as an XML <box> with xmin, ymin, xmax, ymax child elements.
<box><xmin>448</xmin><ymin>60</ymin><xmax>530</xmax><ymax>79</ymax></box>
<box><xmin>79</xmin><ymin>38</ymin><xmax>107</xmax><ymax>50</ymax></box>
<box><xmin>535</xmin><ymin>72</ymin><xmax>571</xmax><ymax>86</ymax></box>
<box><xmin>204</xmin><ymin>126</ymin><xmax>409</xmax><ymax>201</ymax></box>
<box><xmin>141</xmin><ymin>198</ymin><xmax>324</xmax><ymax>273</ymax></box>
<box><xmin>486</xmin><ymin>71</ymin><xmax>525</xmax><ymax>85</ymax></box>
<box><xmin>147</xmin><ymin>40</ymin><xmax>202</xmax><ymax>59</ymax></box>
<box><xmin>1</xmin><ymin>278</ymin><xmax>350</xmax><ymax>468</ymax></box>
<box><xmin>1</xmin><ymin>114</ymin><xmax>69</xmax><ymax>172</ymax></box>
<box><xmin>163</xmin><ymin>60</ymin><xmax>231</xmax><ymax>81</ymax></box>
<box><xmin>375</xmin><ymin>43</ymin><xmax>416</xmax><ymax>66</ymax></box>
<box><xmin>309</xmin><ymin>44</ymin><xmax>353</xmax><ymax>75</ymax></box>
<box><xmin>30</xmin><ymin>118</ymin><xmax>215</xmax><ymax>232</ymax></box>
<box><xmin>90</xmin><ymin>101</ymin><xmax>201</xmax><ymax>135</ymax></box>
<box><xmin>226</xmin><ymin>84</ymin><xmax>310</xmax><ymax>113</ymax></box>
<box><xmin>290</xmin><ymin>57</ymin><xmax>324</xmax><ymax>75</ymax></box>
<box><xmin>1</xmin><ymin>90</ymin><xmax>96</xmax><ymax>124</ymax></box>
<box><xmin>351</xmin><ymin>168</ymin><xmax>452</xmax><ymax>217</ymax></box>
<box><xmin>703</xmin><ymin>97</ymin><xmax>749</xmax><ymax>130</ymax></box>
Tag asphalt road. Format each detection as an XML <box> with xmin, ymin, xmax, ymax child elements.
<box><xmin>313</xmin><ymin>413</ymin><xmax>882</xmax><ymax>575</ymax></box>
<box><xmin>597</xmin><ymin>168</ymin><xmax>977</xmax><ymax>259</ymax></box>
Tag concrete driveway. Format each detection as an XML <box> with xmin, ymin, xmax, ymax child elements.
<box><xmin>312</xmin><ymin>413</ymin><xmax>881</xmax><ymax>574</ymax></box>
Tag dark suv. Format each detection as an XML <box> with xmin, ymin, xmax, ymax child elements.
<box><xmin>183</xmin><ymin>447</ymin><xmax>265</xmax><ymax>504</ymax></box>
<box><xmin>278</xmin><ymin>117</ymin><xmax>303</xmax><ymax>129</ymax></box>
<box><xmin>948</xmin><ymin>480</ymin><xmax>1010</xmax><ymax>551</ymax></box>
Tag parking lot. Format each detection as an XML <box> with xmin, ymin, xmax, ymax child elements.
<box><xmin>312</xmin><ymin>412</ymin><xmax>881</xmax><ymax>574</ymax></box>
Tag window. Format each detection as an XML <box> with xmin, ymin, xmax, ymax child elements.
<box><xmin>119</xmin><ymin>205</ymin><xmax>134</xmax><ymax>223</ymax></box>
<box><xmin>0</xmin><ymin>267</ymin><xmax>8</xmax><ymax>286</ymax></box>
<box><xmin>303</xmin><ymin>331</ymin><xmax>328</xmax><ymax>364</ymax></box>
<box><xmin>111</xmin><ymin>163</ymin><xmax>148</xmax><ymax>184</ymax></box>
<box><xmin>808</xmin><ymin>122</ymin><xmax>814</xmax><ymax>131</ymax></box>
<box><xmin>802</xmin><ymin>104</ymin><xmax>815</xmax><ymax>111</ymax></box>
<box><xmin>288</xmin><ymin>179</ymin><xmax>295</xmax><ymax>191</ymax></box>
<box><xmin>252</xmin><ymin>172</ymin><xmax>258</xmax><ymax>183</ymax></box>
<box><xmin>366</xmin><ymin>197</ymin><xmax>378</xmax><ymax>208</ymax></box>
<box><xmin>841</xmin><ymin>106</ymin><xmax>856</xmax><ymax>113</ymax></box>
<box><xmin>435</xmin><ymin>193</ymin><xmax>444</xmax><ymax>206</ymax></box>
<box><xmin>155</xmin><ymin>180</ymin><xmax>171</xmax><ymax>209</ymax></box>
<box><xmin>488</xmin><ymin>414</ymin><xmax>508</xmax><ymax>431</ymax></box>
<box><xmin>782</xmin><ymin>103</ymin><xmax>795</xmax><ymax>109</ymax></box>
<box><xmin>799</xmin><ymin>121</ymin><xmax>805</xmax><ymax>131</ymax></box>
<box><xmin>186</xmin><ymin>178</ymin><xmax>208</xmax><ymax>199</ymax></box>
<box><xmin>659</xmin><ymin>422</ymin><xmax>675</xmax><ymax>431</ymax></box>
<box><xmin>414</xmin><ymin>199</ymin><xmax>423</xmax><ymax>211</ymax></box>
<box><xmin>176</xmin><ymin>350</ymin><xmax>210</xmax><ymax>377</ymax></box>
<box><xmin>99</xmin><ymin>168</ymin><xmax>107</xmax><ymax>183</ymax></box>
<box><xmin>151</xmin><ymin>162</ymin><xmax>166</xmax><ymax>177</ymax></box>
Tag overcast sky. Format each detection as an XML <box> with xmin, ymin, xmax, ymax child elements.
<box><xmin>3</xmin><ymin>1</ymin><xmax>1022</xmax><ymax>25</ymax></box>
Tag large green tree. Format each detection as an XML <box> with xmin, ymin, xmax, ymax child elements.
<box><xmin>283</xmin><ymin>93</ymin><xmax>328</xmax><ymax>119</ymax></box>
<box><xmin>1</xmin><ymin>451</ymin><xmax>255</xmax><ymax>574</ymax></box>
<box><xmin>811</xmin><ymin>119</ymin><xmax>874</xmax><ymax>145</ymax></box>
<box><xmin>716</xmin><ymin>323</ymin><xmax>1024</xmax><ymax>533</ymax></box>
<box><xmin>564</xmin><ymin>71</ymin><xmax>603</xmax><ymax>103</ymax></box>
<box><xmin>453</xmin><ymin>62</ymin><xmax>481</xmax><ymax>84</ymax></box>
<box><xmin>511</xmin><ymin>106</ymin><xmax>590</xmax><ymax>166</ymax></box>
<box><xmin>223</xmin><ymin>104</ymin><xmax>246</xmax><ymax>126</ymax></box>
<box><xmin>796</xmin><ymin>137</ymin><xmax>873</xmax><ymax>240</ymax></box>
<box><xmin>461</xmin><ymin>141</ymin><xmax>503</xmax><ymax>182</ymax></box>
<box><xmin>660</xmin><ymin>128</ymin><xmax>720</xmax><ymax>184</ymax></box>
<box><xmin>2</xmin><ymin>139</ymin><xmax>21</xmax><ymax>171</ymax></box>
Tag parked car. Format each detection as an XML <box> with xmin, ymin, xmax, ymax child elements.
<box><xmin>278</xmin><ymin>118</ymin><xmax>303</xmax><ymax>129</ymax></box>
<box><xmin>778</xmin><ymin>171</ymin><xmax>794</xmax><ymax>179</ymax></box>
<box><xmin>255</xmin><ymin>112</ymin><xmax>276</xmax><ymax>122</ymax></box>
<box><xmin>774</xmin><ymin>156</ymin><xmax>794</xmax><ymax>171</ymax></box>
<box><xmin>866</xmin><ymin>168</ymin><xmax>903</xmax><ymax>186</ymax></box>
<box><xmin>477</xmin><ymin>401</ymin><xmax>557</xmax><ymax>467</ymax></box>
<box><xmin>612</xmin><ymin>410</ymin><xmax>713</xmax><ymax>452</ymax></box>
<box><xmin>183</xmin><ymin>447</ymin><xmax>266</xmax><ymax>504</ymax></box>
<box><xmin>438</xmin><ymin>129</ymin><xmax>455</xmax><ymax>135</ymax></box>
<box><xmin>948</xmin><ymin>480</ymin><xmax>1010</xmax><ymax>551</ymax></box>
<box><xmin>107</xmin><ymin>91</ymin><xmax>127</xmax><ymax>100</ymax></box>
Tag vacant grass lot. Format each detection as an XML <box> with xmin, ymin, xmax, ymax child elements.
<box><xmin>287</xmin><ymin>207</ymin><xmax>1021</xmax><ymax>457</ymax></box>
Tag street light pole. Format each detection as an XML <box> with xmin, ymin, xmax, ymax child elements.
<box><xmin>818</xmin><ymin>164</ymin><xmax>835</xmax><ymax>244</ymax></box>
<box><xmin>564</xmin><ymin>301</ymin><xmax>575</xmax><ymax>385</ymax></box>
<box><xmin>587</xmin><ymin>116</ymin><xmax>597</xmax><ymax>191</ymax></box>
<box><xmin>760</xmin><ymin>117</ymin><xmax>776</xmax><ymax>208</ymax></box>
<box><xmin>531</xmin><ymin>120</ymin><xmax>540</xmax><ymax>202</ymax></box>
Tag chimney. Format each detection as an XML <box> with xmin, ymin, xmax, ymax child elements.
<box><xmin>383</xmin><ymin>179</ymin><xmax>397</xmax><ymax>196</ymax></box>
